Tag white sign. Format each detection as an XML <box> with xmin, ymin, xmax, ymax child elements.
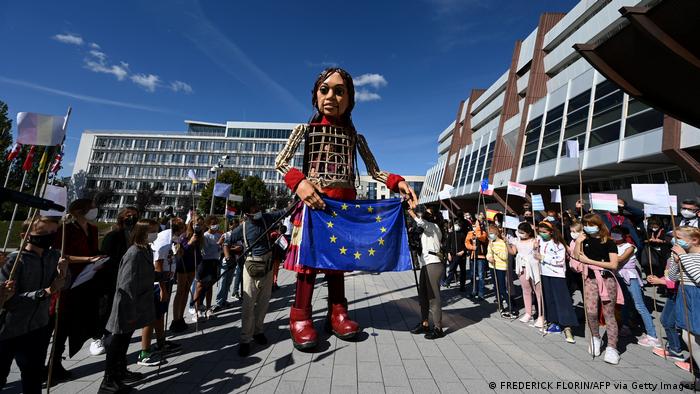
<box><xmin>228</xmin><ymin>194</ymin><xmax>243</xmax><ymax>202</ymax></box>
<box><xmin>40</xmin><ymin>184</ymin><xmax>67</xmax><ymax>217</ymax></box>
<box><xmin>504</xmin><ymin>215</ymin><xmax>520</xmax><ymax>230</ymax></box>
<box><xmin>441</xmin><ymin>210</ymin><xmax>450</xmax><ymax>220</ymax></box>
<box><xmin>590</xmin><ymin>193</ymin><xmax>618</xmax><ymax>212</ymax></box>
<box><xmin>550</xmin><ymin>188</ymin><xmax>562</xmax><ymax>204</ymax></box>
<box><xmin>631</xmin><ymin>183</ymin><xmax>671</xmax><ymax>207</ymax></box>
<box><xmin>507</xmin><ymin>181</ymin><xmax>527</xmax><ymax>198</ymax></box>
<box><xmin>644</xmin><ymin>195</ymin><xmax>678</xmax><ymax>216</ymax></box>
<box><xmin>531</xmin><ymin>194</ymin><xmax>545</xmax><ymax>211</ymax></box>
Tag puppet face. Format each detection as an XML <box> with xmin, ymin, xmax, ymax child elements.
<box><xmin>316</xmin><ymin>72</ymin><xmax>350</xmax><ymax>119</ymax></box>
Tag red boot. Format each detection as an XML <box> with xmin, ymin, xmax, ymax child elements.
<box><xmin>327</xmin><ymin>298</ymin><xmax>360</xmax><ymax>340</ymax></box>
<box><xmin>290</xmin><ymin>306</ymin><xmax>317</xmax><ymax>350</ymax></box>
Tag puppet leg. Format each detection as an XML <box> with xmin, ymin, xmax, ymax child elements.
<box><xmin>290</xmin><ymin>272</ymin><xmax>318</xmax><ymax>350</ymax></box>
<box><xmin>326</xmin><ymin>273</ymin><xmax>360</xmax><ymax>339</ymax></box>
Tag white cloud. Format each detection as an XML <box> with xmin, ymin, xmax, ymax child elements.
<box><xmin>52</xmin><ymin>33</ymin><xmax>84</xmax><ymax>46</ymax></box>
<box><xmin>131</xmin><ymin>73</ymin><xmax>160</xmax><ymax>92</ymax></box>
<box><xmin>84</xmin><ymin>57</ymin><xmax>129</xmax><ymax>80</ymax></box>
<box><xmin>356</xmin><ymin>89</ymin><xmax>381</xmax><ymax>102</ymax></box>
<box><xmin>354</xmin><ymin>73</ymin><xmax>388</xmax><ymax>89</ymax></box>
<box><xmin>170</xmin><ymin>80</ymin><xmax>193</xmax><ymax>94</ymax></box>
<box><xmin>89</xmin><ymin>42</ymin><xmax>100</xmax><ymax>49</ymax></box>
<box><xmin>89</xmin><ymin>49</ymin><xmax>107</xmax><ymax>62</ymax></box>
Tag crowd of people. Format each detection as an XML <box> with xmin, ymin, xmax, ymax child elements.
<box><xmin>408</xmin><ymin>196</ymin><xmax>700</xmax><ymax>378</ymax></box>
<box><xmin>0</xmin><ymin>194</ymin><xmax>698</xmax><ymax>392</ymax></box>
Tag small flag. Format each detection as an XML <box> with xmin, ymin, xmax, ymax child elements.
<box><xmin>486</xmin><ymin>209</ymin><xmax>499</xmax><ymax>222</ymax></box>
<box><xmin>438</xmin><ymin>185</ymin><xmax>454</xmax><ymax>200</ymax></box>
<box><xmin>17</xmin><ymin>112</ymin><xmax>66</xmax><ymax>146</ymax></box>
<box><xmin>506</xmin><ymin>181</ymin><xmax>527</xmax><ymax>198</ymax></box>
<box><xmin>187</xmin><ymin>169</ymin><xmax>198</xmax><ymax>184</ymax></box>
<box><xmin>186</xmin><ymin>209</ymin><xmax>194</xmax><ymax>224</ymax></box>
<box><xmin>276</xmin><ymin>234</ymin><xmax>289</xmax><ymax>250</ymax></box>
<box><xmin>531</xmin><ymin>194</ymin><xmax>545</xmax><ymax>211</ymax></box>
<box><xmin>50</xmin><ymin>146</ymin><xmax>63</xmax><ymax>174</ymax></box>
<box><xmin>297</xmin><ymin>197</ymin><xmax>412</xmax><ymax>272</ymax></box>
<box><xmin>504</xmin><ymin>215</ymin><xmax>520</xmax><ymax>230</ymax></box>
<box><xmin>40</xmin><ymin>184</ymin><xmax>67</xmax><ymax>217</ymax></box>
<box><xmin>550</xmin><ymin>188</ymin><xmax>562</xmax><ymax>204</ymax></box>
<box><xmin>38</xmin><ymin>148</ymin><xmax>49</xmax><ymax>173</ymax></box>
<box><xmin>590</xmin><ymin>193</ymin><xmax>618</xmax><ymax>212</ymax></box>
<box><xmin>6</xmin><ymin>143</ymin><xmax>21</xmax><ymax>161</ymax></box>
<box><xmin>213</xmin><ymin>182</ymin><xmax>232</xmax><ymax>198</ymax></box>
<box><xmin>480</xmin><ymin>179</ymin><xmax>494</xmax><ymax>196</ymax></box>
<box><xmin>565</xmin><ymin>139</ymin><xmax>579</xmax><ymax>158</ymax></box>
<box><xmin>631</xmin><ymin>183</ymin><xmax>670</xmax><ymax>207</ymax></box>
<box><xmin>226</xmin><ymin>206</ymin><xmax>237</xmax><ymax>218</ymax></box>
<box><xmin>22</xmin><ymin>145</ymin><xmax>36</xmax><ymax>171</ymax></box>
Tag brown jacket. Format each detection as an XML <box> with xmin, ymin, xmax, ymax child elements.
<box><xmin>465</xmin><ymin>228</ymin><xmax>488</xmax><ymax>260</ymax></box>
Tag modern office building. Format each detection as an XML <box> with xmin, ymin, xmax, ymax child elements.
<box><xmin>357</xmin><ymin>175</ymin><xmax>425</xmax><ymax>201</ymax></box>
<box><xmin>72</xmin><ymin>120</ymin><xmax>303</xmax><ymax>219</ymax></box>
<box><xmin>420</xmin><ymin>0</ymin><xmax>700</xmax><ymax>209</ymax></box>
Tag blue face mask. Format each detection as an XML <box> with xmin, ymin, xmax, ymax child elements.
<box><xmin>672</xmin><ymin>238</ymin><xmax>690</xmax><ymax>250</ymax></box>
<box><xmin>583</xmin><ymin>225</ymin><xmax>599</xmax><ymax>235</ymax></box>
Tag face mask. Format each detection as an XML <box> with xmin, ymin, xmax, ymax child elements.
<box><xmin>681</xmin><ymin>209</ymin><xmax>697</xmax><ymax>219</ymax></box>
<box><xmin>147</xmin><ymin>232</ymin><xmax>158</xmax><ymax>243</ymax></box>
<box><xmin>539</xmin><ymin>232</ymin><xmax>551</xmax><ymax>241</ymax></box>
<box><xmin>494</xmin><ymin>220</ymin><xmax>500</xmax><ymax>227</ymax></box>
<box><xmin>210</xmin><ymin>225</ymin><xmax>219</xmax><ymax>231</ymax></box>
<box><xmin>85</xmin><ymin>208</ymin><xmax>98</xmax><ymax>221</ymax></box>
<box><xmin>570</xmin><ymin>231</ymin><xmax>580</xmax><ymax>240</ymax></box>
<box><xmin>124</xmin><ymin>216</ymin><xmax>138</xmax><ymax>227</ymax></box>
<box><xmin>171</xmin><ymin>243</ymin><xmax>178</xmax><ymax>255</ymax></box>
<box><xmin>672</xmin><ymin>238</ymin><xmax>690</xmax><ymax>250</ymax></box>
<box><xmin>28</xmin><ymin>232</ymin><xmax>57</xmax><ymax>249</ymax></box>
<box><xmin>524</xmin><ymin>215</ymin><xmax>532</xmax><ymax>220</ymax></box>
<box><xmin>546</xmin><ymin>216</ymin><xmax>555</xmax><ymax>222</ymax></box>
<box><xmin>651</xmin><ymin>227</ymin><xmax>660</xmax><ymax>232</ymax></box>
<box><xmin>454</xmin><ymin>225</ymin><xmax>461</xmax><ymax>232</ymax></box>
<box><xmin>583</xmin><ymin>226</ymin><xmax>599</xmax><ymax>235</ymax></box>
<box><xmin>611</xmin><ymin>233</ymin><xmax>623</xmax><ymax>242</ymax></box>
<box><xmin>488</xmin><ymin>233</ymin><xmax>497</xmax><ymax>241</ymax></box>
<box><xmin>517</xmin><ymin>232</ymin><xmax>527</xmax><ymax>239</ymax></box>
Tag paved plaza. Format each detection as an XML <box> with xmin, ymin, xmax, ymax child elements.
<box><xmin>5</xmin><ymin>268</ymin><xmax>691</xmax><ymax>393</ymax></box>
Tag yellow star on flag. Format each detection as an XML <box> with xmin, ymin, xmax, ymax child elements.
<box><xmin>380</xmin><ymin>226</ymin><xmax>387</xmax><ymax>233</ymax></box>
<box><xmin>332</xmin><ymin>211</ymin><xmax>338</xmax><ymax>217</ymax></box>
<box><xmin>330</xmin><ymin>235</ymin><xmax>337</xmax><ymax>243</ymax></box>
<box><xmin>368</xmin><ymin>248</ymin><xmax>376</xmax><ymax>256</ymax></box>
<box><xmin>355</xmin><ymin>204</ymin><xmax>360</xmax><ymax>208</ymax></box>
<box><xmin>354</xmin><ymin>251</ymin><xmax>362</xmax><ymax>260</ymax></box>
<box><xmin>367</xmin><ymin>206</ymin><xmax>374</xmax><ymax>213</ymax></box>
<box><xmin>375</xmin><ymin>215</ymin><xmax>382</xmax><ymax>222</ymax></box>
<box><xmin>339</xmin><ymin>246</ymin><xmax>347</xmax><ymax>255</ymax></box>
<box><xmin>378</xmin><ymin>237</ymin><xmax>385</xmax><ymax>246</ymax></box>
<box><xmin>327</xmin><ymin>221</ymin><xmax>334</xmax><ymax>228</ymax></box>
<box><xmin>341</xmin><ymin>203</ymin><xmax>348</xmax><ymax>210</ymax></box>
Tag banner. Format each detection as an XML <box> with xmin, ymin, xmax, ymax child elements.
<box><xmin>213</xmin><ymin>182</ymin><xmax>232</xmax><ymax>198</ymax></box>
<box><xmin>17</xmin><ymin>112</ymin><xmax>66</xmax><ymax>146</ymax></box>
<box><xmin>504</xmin><ymin>215</ymin><xmax>520</xmax><ymax>230</ymax></box>
<box><xmin>486</xmin><ymin>209</ymin><xmax>499</xmax><ymax>222</ymax></box>
<box><xmin>590</xmin><ymin>193</ymin><xmax>618</xmax><ymax>212</ymax></box>
<box><xmin>480</xmin><ymin>179</ymin><xmax>494</xmax><ymax>196</ymax></box>
<box><xmin>531</xmin><ymin>194</ymin><xmax>545</xmax><ymax>211</ymax></box>
<box><xmin>507</xmin><ymin>181</ymin><xmax>527</xmax><ymax>198</ymax></box>
<box><xmin>631</xmin><ymin>183</ymin><xmax>671</xmax><ymax>207</ymax></box>
<box><xmin>438</xmin><ymin>184</ymin><xmax>454</xmax><ymax>200</ymax></box>
<box><xmin>565</xmin><ymin>139</ymin><xmax>579</xmax><ymax>158</ymax></box>
<box><xmin>226</xmin><ymin>206</ymin><xmax>237</xmax><ymax>218</ymax></box>
<box><xmin>644</xmin><ymin>196</ymin><xmax>678</xmax><ymax>216</ymax></box>
<box><xmin>229</xmin><ymin>194</ymin><xmax>243</xmax><ymax>202</ymax></box>
<box><xmin>298</xmin><ymin>197</ymin><xmax>412</xmax><ymax>272</ymax></box>
<box><xmin>187</xmin><ymin>169</ymin><xmax>198</xmax><ymax>184</ymax></box>
<box><xmin>550</xmin><ymin>188</ymin><xmax>562</xmax><ymax>204</ymax></box>
<box><xmin>40</xmin><ymin>184</ymin><xmax>67</xmax><ymax>217</ymax></box>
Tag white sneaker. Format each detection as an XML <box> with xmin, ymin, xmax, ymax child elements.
<box><xmin>188</xmin><ymin>306</ymin><xmax>196</xmax><ymax>315</ymax></box>
<box><xmin>604</xmin><ymin>347</ymin><xmax>620</xmax><ymax>365</ymax></box>
<box><xmin>588</xmin><ymin>336</ymin><xmax>602</xmax><ymax>357</ymax></box>
<box><xmin>519</xmin><ymin>313</ymin><xmax>532</xmax><ymax>323</ymax></box>
<box><xmin>638</xmin><ymin>334</ymin><xmax>662</xmax><ymax>348</ymax></box>
<box><xmin>89</xmin><ymin>339</ymin><xmax>105</xmax><ymax>356</ymax></box>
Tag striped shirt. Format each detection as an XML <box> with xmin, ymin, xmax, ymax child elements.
<box><xmin>487</xmin><ymin>239</ymin><xmax>508</xmax><ymax>271</ymax></box>
<box><xmin>668</xmin><ymin>253</ymin><xmax>700</xmax><ymax>286</ymax></box>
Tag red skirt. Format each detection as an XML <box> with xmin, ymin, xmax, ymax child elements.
<box><xmin>283</xmin><ymin>187</ymin><xmax>355</xmax><ymax>274</ymax></box>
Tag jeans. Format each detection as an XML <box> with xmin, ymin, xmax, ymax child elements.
<box><xmin>0</xmin><ymin>325</ymin><xmax>50</xmax><ymax>394</ymax></box>
<box><xmin>470</xmin><ymin>259</ymin><xmax>486</xmax><ymax>297</ymax></box>
<box><xmin>621</xmin><ymin>278</ymin><xmax>657</xmax><ymax>338</ymax></box>
<box><xmin>215</xmin><ymin>260</ymin><xmax>235</xmax><ymax>306</ymax></box>
<box><xmin>661</xmin><ymin>292</ymin><xmax>682</xmax><ymax>353</ymax></box>
<box><xmin>443</xmin><ymin>256</ymin><xmax>467</xmax><ymax>288</ymax></box>
<box><xmin>494</xmin><ymin>269</ymin><xmax>509</xmax><ymax>307</ymax></box>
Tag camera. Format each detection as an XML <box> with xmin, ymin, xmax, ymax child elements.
<box><xmin>407</xmin><ymin>221</ymin><xmax>424</xmax><ymax>253</ymax></box>
<box><xmin>193</xmin><ymin>224</ymin><xmax>204</xmax><ymax>236</ymax></box>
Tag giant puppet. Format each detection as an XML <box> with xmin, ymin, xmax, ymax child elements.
<box><xmin>275</xmin><ymin>68</ymin><xmax>418</xmax><ymax>349</ymax></box>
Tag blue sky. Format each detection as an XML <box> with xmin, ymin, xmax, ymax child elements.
<box><xmin>0</xmin><ymin>0</ymin><xmax>577</xmax><ymax>178</ymax></box>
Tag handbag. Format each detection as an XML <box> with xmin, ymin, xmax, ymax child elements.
<box><xmin>242</xmin><ymin>221</ymin><xmax>272</xmax><ymax>278</ymax></box>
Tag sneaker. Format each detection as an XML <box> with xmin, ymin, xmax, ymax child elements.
<box><xmin>253</xmin><ymin>333</ymin><xmax>268</xmax><ymax>345</ymax></box>
<box><xmin>653</xmin><ymin>347</ymin><xmax>685</xmax><ymax>362</ymax></box>
<box><xmin>675</xmin><ymin>360</ymin><xmax>692</xmax><ymax>372</ymax></box>
<box><xmin>233</xmin><ymin>291</ymin><xmax>241</xmax><ymax>299</ymax></box>
<box><xmin>604</xmin><ymin>347</ymin><xmax>620</xmax><ymax>365</ymax></box>
<box><xmin>500</xmin><ymin>311</ymin><xmax>512</xmax><ymax>319</ymax></box>
<box><xmin>531</xmin><ymin>317</ymin><xmax>545</xmax><ymax>329</ymax></box>
<box><xmin>121</xmin><ymin>369</ymin><xmax>145</xmax><ymax>384</ymax></box>
<box><xmin>546</xmin><ymin>323</ymin><xmax>562</xmax><ymax>334</ymax></box>
<box><xmin>519</xmin><ymin>314</ymin><xmax>533</xmax><ymax>324</ymax></box>
<box><xmin>239</xmin><ymin>343</ymin><xmax>251</xmax><ymax>357</ymax></box>
<box><xmin>589</xmin><ymin>336</ymin><xmax>602</xmax><ymax>356</ymax></box>
<box><xmin>637</xmin><ymin>334</ymin><xmax>662</xmax><ymax>348</ymax></box>
<box><xmin>137</xmin><ymin>350</ymin><xmax>163</xmax><ymax>367</ymax></box>
<box><xmin>154</xmin><ymin>340</ymin><xmax>182</xmax><ymax>355</ymax></box>
<box><xmin>425</xmin><ymin>327</ymin><xmax>445</xmax><ymax>340</ymax></box>
<box><xmin>210</xmin><ymin>304</ymin><xmax>225</xmax><ymax>313</ymax></box>
<box><xmin>188</xmin><ymin>305</ymin><xmax>196</xmax><ymax>315</ymax></box>
<box><xmin>410</xmin><ymin>323</ymin><xmax>430</xmax><ymax>335</ymax></box>
<box><xmin>97</xmin><ymin>376</ymin><xmax>132</xmax><ymax>394</ymax></box>
<box><xmin>564</xmin><ymin>327</ymin><xmax>575</xmax><ymax>344</ymax></box>
<box><xmin>89</xmin><ymin>338</ymin><xmax>106</xmax><ymax>356</ymax></box>
<box><xmin>206</xmin><ymin>309</ymin><xmax>216</xmax><ymax>320</ymax></box>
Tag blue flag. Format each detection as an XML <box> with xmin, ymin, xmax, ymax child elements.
<box><xmin>213</xmin><ymin>182</ymin><xmax>232</xmax><ymax>198</ymax></box>
<box><xmin>480</xmin><ymin>178</ymin><xmax>489</xmax><ymax>192</ymax></box>
<box><xmin>298</xmin><ymin>197</ymin><xmax>412</xmax><ymax>272</ymax></box>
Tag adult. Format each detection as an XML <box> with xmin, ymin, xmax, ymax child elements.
<box><xmin>170</xmin><ymin>219</ymin><xmax>202</xmax><ymax>332</ymax></box>
<box><xmin>213</xmin><ymin>218</ymin><xmax>242</xmax><ymax>311</ymax></box>
<box><xmin>600</xmin><ymin>198</ymin><xmax>643</xmax><ymax>252</ymax></box>
<box><xmin>443</xmin><ymin>219</ymin><xmax>468</xmax><ymax>291</ymax></box>
<box><xmin>274</xmin><ymin>67</ymin><xmax>418</xmax><ymax>350</ymax></box>
<box><xmin>679</xmin><ymin>199</ymin><xmax>699</xmax><ymax>228</ymax></box>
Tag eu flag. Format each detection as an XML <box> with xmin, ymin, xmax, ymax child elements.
<box><xmin>297</xmin><ymin>197</ymin><xmax>412</xmax><ymax>272</ymax></box>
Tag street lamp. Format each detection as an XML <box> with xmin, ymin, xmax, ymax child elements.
<box><xmin>209</xmin><ymin>155</ymin><xmax>229</xmax><ymax>215</ymax></box>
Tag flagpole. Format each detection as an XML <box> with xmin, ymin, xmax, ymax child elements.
<box><xmin>558</xmin><ymin>185</ymin><xmax>565</xmax><ymax>236</ymax></box>
<box><xmin>47</xmin><ymin>213</ymin><xmax>68</xmax><ymax>393</ymax></box>
<box><xmin>578</xmin><ymin>157</ymin><xmax>584</xmax><ymax>219</ymax></box>
<box><xmin>502</xmin><ymin>191</ymin><xmax>514</xmax><ymax>318</ymax></box>
<box><xmin>2</xmin><ymin>171</ymin><xmax>28</xmax><ymax>253</ymax></box>
<box><xmin>642</xmin><ymin>215</ymin><xmax>666</xmax><ymax>359</ymax></box>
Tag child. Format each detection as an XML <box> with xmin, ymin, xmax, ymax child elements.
<box><xmin>508</xmin><ymin>222</ymin><xmax>544</xmax><ymax>327</ymax></box>
<box><xmin>536</xmin><ymin>221</ymin><xmax>577</xmax><ymax>344</ymax></box>
<box><xmin>647</xmin><ymin>258</ymin><xmax>684</xmax><ymax>362</ymax></box>
<box><xmin>465</xmin><ymin>220</ymin><xmax>488</xmax><ymax>300</ymax></box>
<box><xmin>486</xmin><ymin>225</ymin><xmax>510</xmax><ymax>317</ymax></box>
<box><xmin>573</xmin><ymin>214</ymin><xmax>620</xmax><ymax>364</ymax></box>
<box><xmin>665</xmin><ymin>226</ymin><xmax>700</xmax><ymax>390</ymax></box>
<box><xmin>612</xmin><ymin>225</ymin><xmax>661</xmax><ymax>347</ymax></box>
<box><xmin>98</xmin><ymin>219</ymin><xmax>160</xmax><ymax>393</ymax></box>
<box><xmin>569</xmin><ymin>220</ymin><xmax>623</xmax><ymax>360</ymax></box>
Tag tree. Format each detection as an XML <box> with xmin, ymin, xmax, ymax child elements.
<box><xmin>135</xmin><ymin>185</ymin><xmax>163</xmax><ymax>215</ymax></box>
<box><xmin>198</xmin><ymin>169</ymin><xmax>271</xmax><ymax>214</ymax></box>
<box><xmin>68</xmin><ymin>170</ymin><xmax>87</xmax><ymax>201</ymax></box>
<box><xmin>84</xmin><ymin>185</ymin><xmax>115</xmax><ymax>211</ymax></box>
<box><xmin>0</xmin><ymin>101</ymin><xmax>13</xmax><ymax>183</ymax></box>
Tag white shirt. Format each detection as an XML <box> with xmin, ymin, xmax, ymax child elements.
<box><xmin>414</xmin><ymin>218</ymin><xmax>442</xmax><ymax>267</ymax></box>
<box><xmin>538</xmin><ymin>239</ymin><xmax>566</xmax><ymax>278</ymax></box>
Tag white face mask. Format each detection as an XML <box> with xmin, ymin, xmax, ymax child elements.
<box><xmin>570</xmin><ymin>231</ymin><xmax>580</xmax><ymax>240</ymax></box>
<box><xmin>147</xmin><ymin>232</ymin><xmax>158</xmax><ymax>243</ymax></box>
<box><xmin>454</xmin><ymin>225</ymin><xmax>461</xmax><ymax>232</ymax></box>
<box><xmin>210</xmin><ymin>225</ymin><xmax>219</xmax><ymax>231</ymax></box>
<box><xmin>517</xmin><ymin>232</ymin><xmax>527</xmax><ymax>239</ymax></box>
<box><xmin>85</xmin><ymin>208</ymin><xmax>98</xmax><ymax>221</ymax></box>
<box><xmin>171</xmin><ymin>244</ymin><xmax>178</xmax><ymax>254</ymax></box>
<box><xmin>681</xmin><ymin>209</ymin><xmax>697</xmax><ymax>219</ymax></box>
<box><xmin>488</xmin><ymin>233</ymin><xmax>497</xmax><ymax>241</ymax></box>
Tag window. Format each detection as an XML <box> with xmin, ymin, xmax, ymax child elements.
<box><xmin>241</xmin><ymin>142</ymin><xmax>254</xmax><ymax>151</ymax></box>
<box><xmin>89</xmin><ymin>165</ymin><xmax>100</xmax><ymax>175</ymax></box>
<box><xmin>185</xmin><ymin>155</ymin><xmax>196</xmax><ymax>164</ymax></box>
<box><xmin>116</xmin><ymin>167</ymin><xmax>127</xmax><ymax>176</ymax></box>
<box><xmin>132</xmin><ymin>153</ymin><xmax>143</xmax><ymax>163</ymax></box>
<box><xmin>159</xmin><ymin>154</ymin><xmax>170</xmax><ymax>163</ymax></box>
<box><xmin>213</xmin><ymin>141</ymin><xmax>224</xmax><ymax>151</ymax></box>
<box><xmin>561</xmin><ymin>89</ymin><xmax>591</xmax><ymax>157</ymax></box>
<box><xmin>102</xmin><ymin>166</ymin><xmax>113</xmax><ymax>176</ymax></box>
<box><xmin>482</xmin><ymin>141</ymin><xmax>496</xmax><ymax>177</ymax></box>
<box><xmin>186</xmin><ymin>141</ymin><xmax>198</xmax><ymax>150</ymax></box>
<box><xmin>239</xmin><ymin>155</ymin><xmax>252</xmax><ymax>166</ymax></box>
<box><xmin>147</xmin><ymin>140</ymin><xmax>159</xmax><ymax>149</ymax></box>
<box><xmin>469</xmin><ymin>145</ymin><xmax>483</xmax><ymax>185</ymax></box>
<box><xmin>170</xmin><ymin>154</ymin><xmax>182</xmax><ymax>163</ymax></box>
<box><xmin>145</xmin><ymin>153</ymin><xmax>157</xmax><ymax>163</ymax></box>
<box><xmin>126</xmin><ymin>181</ymin><xmax>137</xmax><ymax>190</ymax></box>
<box><xmin>168</xmin><ymin>168</ymin><xmax>181</xmax><ymax>177</ymax></box>
<box><xmin>181</xmin><ymin>182</ymin><xmax>191</xmax><ymax>192</ymax></box>
<box><xmin>131</xmin><ymin>167</ymin><xmax>142</xmax><ymax>177</ymax></box>
<box><xmin>522</xmin><ymin>115</ymin><xmax>542</xmax><ymax>167</ymax></box>
<box><xmin>624</xmin><ymin>98</ymin><xmax>664</xmax><ymax>137</ymax></box>
<box><xmin>161</xmin><ymin>140</ymin><xmax>172</xmax><ymax>150</ymax></box>
<box><xmin>460</xmin><ymin>149</ymin><xmax>474</xmax><ymax>187</ymax></box>
<box><xmin>589</xmin><ymin>81</ymin><xmax>623</xmax><ymax>148</ymax></box>
<box><xmin>173</xmin><ymin>140</ymin><xmax>186</xmax><ymax>150</ymax></box>
<box><xmin>113</xmin><ymin>180</ymin><xmax>124</xmax><ymax>190</ymax></box>
<box><xmin>198</xmin><ymin>155</ymin><xmax>210</xmax><ymax>164</ymax></box>
<box><xmin>86</xmin><ymin>179</ymin><xmax>97</xmax><ymax>188</ymax></box>
<box><xmin>143</xmin><ymin>167</ymin><xmax>154</xmax><ymax>177</ymax></box>
<box><xmin>95</xmin><ymin>138</ymin><xmax>108</xmax><ymax>148</ymax></box>
<box><xmin>254</xmin><ymin>156</ymin><xmax>266</xmax><ymax>166</ymax></box>
<box><xmin>134</xmin><ymin>139</ymin><xmax>146</xmax><ymax>149</ymax></box>
<box><xmin>91</xmin><ymin>152</ymin><xmax>104</xmax><ymax>161</ymax></box>
<box><xmin>539</xmin><ymin>104</ymin><xmax>564</xmax><ymax>164</ymax></box>
<box><xmin>156</xmin><ymin>167</ymin><xmax>168</xmax><ymax>177</ymax></box>
<box><xmin>200</xmin><ymin>141</ymin><xmax>212</xmax><ymax>150</ymax></box>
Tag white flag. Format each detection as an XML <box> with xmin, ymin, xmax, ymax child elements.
<box><xmin>438</xmin><ymin>185</ymin><xmax>454</xmax><ymax>200</ymax></box>
<box><xmin>631</xmin><ymin>183</ymin><xmax>671</xmax><ymax>207</ymax></box>
<box><xmin>504</xmin><ymin>215</ymin><xmax>520</xmax><ymax>230</ymax></box>
<box><xmin>565</xmin><ymin>139</ymin><xmax>579</xmax><ymax>158</ymax></box>
<box><xmin>550</xmin><ymin>188</ymin><xmax>562</xmax><ymax>204</ymax></box>
<box><xmin>40</xmin><ymin>184</ymin><xmax>67</xmax><ymax>217</ymax></box>
<box><xmin>506</xmin><ymin>181</ymin><xmax>527</xmax><ymax>198</ymax></box>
